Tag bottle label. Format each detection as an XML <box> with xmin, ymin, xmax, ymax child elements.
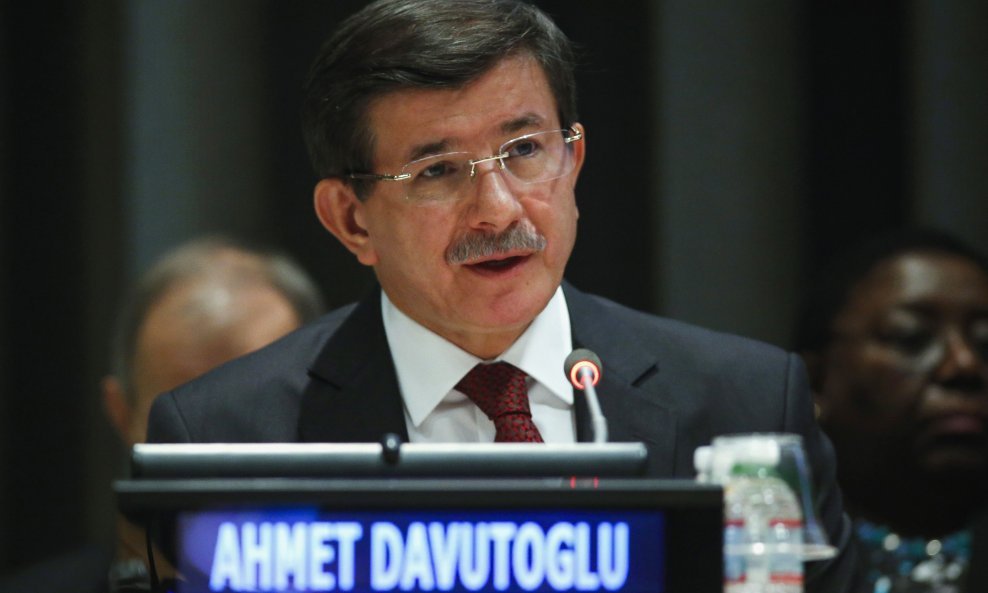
<box><xmin>723</xmin><ymin>518</ymin><xmax>747</xmax><ymax>585</ymax></box>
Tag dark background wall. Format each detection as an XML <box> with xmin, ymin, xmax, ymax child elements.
<box><xmin>1</xmin><ymin>0</ymin><xmax>986</xmax><ymax>574</ymax></box>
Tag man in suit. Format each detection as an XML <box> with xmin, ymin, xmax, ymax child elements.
<box><xmin>147</xmin><ymin>0</ymin><xmax>858</xmax><ymax>590</ymax></box>
<box><xmin>104</xmin><ymin>236</ymin><xmax>325</xmax><ymax>589</ymax></box>
<box><xmin>0</xmin><ymin>237</ymin><xmax>324</xmax><ymax>593</ymax></box>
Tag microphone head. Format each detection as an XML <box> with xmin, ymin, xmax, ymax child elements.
<box><xmin>564</xmin><ymin>348</ymin><xmax>602</xmax><ymax>389</ymax></box>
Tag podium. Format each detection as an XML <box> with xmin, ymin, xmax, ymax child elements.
<box><xmin>116</xmin><ymin>443</ymin><xmax>723</xmax><ymax>593</ymax></box>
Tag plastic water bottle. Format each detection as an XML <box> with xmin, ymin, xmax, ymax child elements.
<box><xmin>695</xmin><ymin>445</ymin><xmax>748</xmax><ymax>593</ymax></box>
<box><xmin>697</xmin><ymin>439</ymin><xmax>805</xmax><ymax>593</ymax></box>
<box><xmin>722</xmin><ymin>479</ymin><xmax>750</xmax><ymax>593</ymax></box>
<box><xmin>728</xmin><ymin>447</ymin><xmax>804</xmax><ymax>592</ymax></box>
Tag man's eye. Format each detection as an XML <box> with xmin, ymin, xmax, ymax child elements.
<box><xmin>418</xmin><ymin>161</ymin><xmax>459</xmax><ymax>179</ymax></box>
<box><xmin>508</xmin><ymin>140</ymin><xmax>540</xmax><ymax>158</ymax></box>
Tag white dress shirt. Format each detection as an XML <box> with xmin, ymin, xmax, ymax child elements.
<box><xmin>381</xmin><ymin>286</ymin><xmax>577</xmax><ymax>443</ymax></box>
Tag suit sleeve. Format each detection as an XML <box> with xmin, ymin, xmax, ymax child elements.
<box><xmin>783</xmin><ymin>353</ymin><xmax>862</xmax><ymax>593</ymax></box>
<box><xmin>146</xmin><ymin>391</ymin><xmax>193</xmax><ymax>443</ymax></box>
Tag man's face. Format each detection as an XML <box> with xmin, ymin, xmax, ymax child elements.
<box><xmin>122</xmin><ymin>280</ymin><xmax>301</xmax><ymax>446</ymax></box>
<box><xmin>817</xmin><ymin>252</ymin><xmax>988</xmax><ymax>477</ymax></box>
<box><xmin>331</xmin><ymin>55</ymin><xmax>584</xmax><ymax>358</ymax></box>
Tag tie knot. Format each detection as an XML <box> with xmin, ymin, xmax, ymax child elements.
<box><xmin>455</xmin><ymin>362</ymin><xmax>543</xmax><ymax>443</ymax></box>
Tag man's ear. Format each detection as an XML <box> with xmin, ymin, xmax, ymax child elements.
<box><xmin>101</xmin><ymin>375</ymin><xmax>132</xmax><ymax>445</ymax></box>
<box><xmin>569</xmin><ymin>122</ymin><xmax>587</xmax><ymax>187</ymax></box>
<box><xmin>314</xmin><ymin>178</ymin><xmax>378</xmax><ymax>266</ymax></box>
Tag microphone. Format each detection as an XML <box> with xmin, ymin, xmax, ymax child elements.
<box><xmin>564</xmin><ymin>349</ymin><xmax>608</xmax><ymax>443</ymax></box>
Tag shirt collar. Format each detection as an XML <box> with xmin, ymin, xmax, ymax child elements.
<box><xmin>382</xmin><ymin>286</ymin><xmax>574</xmax><ymax>429</ymax></box>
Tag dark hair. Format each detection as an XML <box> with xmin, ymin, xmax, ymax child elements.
<box><xmin>109</xmin><ymin>236</ymin><xmax>326</xmax><ymax>402</ymax></box>
<box><xmin>793</xmin><ymin>227</ymin><xmax>988</xmax><ymax>354</ymax></box>
<box><xmin>301</xmin><ymin>0</ymin><xmax>578</xmax><ymax>198</ymax></box>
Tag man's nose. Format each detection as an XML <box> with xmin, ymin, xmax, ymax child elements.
<box><xmin>465</xmin><ymin>159</ymin><xmax>524</xmax><ymax>230</ymax></box>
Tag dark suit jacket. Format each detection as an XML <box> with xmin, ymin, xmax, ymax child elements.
<box><xmin>147</xmin><ymin>282</ymin><xmax>859</xmax><ymax>592</ymax></box>
<box><xmin>0</xmin><ymin>544</ymin><xmax>111</xmax><ymax>593</ymax></box>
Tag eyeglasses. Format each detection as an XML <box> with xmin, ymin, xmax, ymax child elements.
<box><xmin>348</xmin><ymin>127</ymin><xmax>583</xmax><ymax>202</ymax></box>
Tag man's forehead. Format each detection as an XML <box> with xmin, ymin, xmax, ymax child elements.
<box><xmin>402</xmin><ymin>113</ymin><xmax>549</xmax><ymax>162</ymax></box>
<box><xmin>365</xmin><ymin>56</ymin><xmax>559</xmax><ymax>164</ymax></box>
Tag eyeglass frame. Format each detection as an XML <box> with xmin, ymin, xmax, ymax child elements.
<box><xmin>346</xmin><ymin>126</ymin><xmax>583</xmax><ymax>189</ymax></box>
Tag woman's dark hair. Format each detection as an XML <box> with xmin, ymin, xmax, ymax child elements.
<box><xmin>793</xmin><ymin>228</ymin><xmax>988</xmax><ymax>354</ymax></box>
<box><xmin>301</xmin><ymin>0</ymin><xmax>578</xmax><ymax>199</ymax></box>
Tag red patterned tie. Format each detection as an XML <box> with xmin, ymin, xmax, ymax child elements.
<box><xmin>456</xmin><ymin>362</ymin><xmax>544</xmax><ymax>443</ymax></box>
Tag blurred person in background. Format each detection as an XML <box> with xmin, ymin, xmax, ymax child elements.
<box><xmin>0</xmin><ymin>236</ymin><xmax>325</xmax><ymax>592</ymax></box>
<box><xmin>794</xmin><ymin>228</ymin><xmax>988</xmax><ymax>593</ymax></box>
<box><xmin>101</xmin><ymin>236</ymin><xmax>325</xmax><ymax>589</ymax></box>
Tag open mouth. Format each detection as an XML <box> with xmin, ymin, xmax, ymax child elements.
<box><xmin>466</xmin><ymin>255</ymin><xmax>528</xmax><ymax>273</ymax></box>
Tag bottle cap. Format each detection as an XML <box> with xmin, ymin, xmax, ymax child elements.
<box><xmin>693</xmin><ymin>445</ymin><xmax>712</xmax><ymax>478</ymax></box>
<box><xmin>734</xmin><ymin>438</ymin><xmax>781</xmax><ymax>466</ymax></box>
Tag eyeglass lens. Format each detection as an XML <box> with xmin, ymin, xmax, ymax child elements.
<box><xmin>401</xmin><ymin>130</ymin><xmax>575</xmax><ymax>202</ymax></box>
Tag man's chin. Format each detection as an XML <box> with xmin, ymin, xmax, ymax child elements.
<box><xmin>477</xmin><ymin>277</ymin><xmax>556</xmax><ymax>313</ymax></box>
<box><xmin>467</xmin><ymin>307</ymin><xmax>542</xmax><ymax>337</ymax></box>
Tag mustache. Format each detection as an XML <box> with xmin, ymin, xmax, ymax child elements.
<box><xmin>445</xmin><ymin>222</ymin><xmax>547</xmax><ymax>265</ymax></box>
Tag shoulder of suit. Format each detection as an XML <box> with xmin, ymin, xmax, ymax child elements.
<box><xmin>166</xmin><ymin>302</ymin><xmax>359</xmax><ymax>396</ymax></box>
<box><xmin>572</xmin><ymin>288</ymin><xmax>791</xmax><ymax>369</ymax></box>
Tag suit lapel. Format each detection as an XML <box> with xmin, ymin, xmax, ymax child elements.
<box><xmin>298</xmin><ymin>289</ymin><xmax>410</xmax><ymax>443</ymax></box>
<box><xmin>565</xmin><ymin>283</ymin><xmax>678</xmax><ymax>476</ymax></box>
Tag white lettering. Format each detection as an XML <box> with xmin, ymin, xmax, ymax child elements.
<box><xmin>512</xmin><ymin>523</ymin><xmax>544</xmax><ymax>591</ymax></box>
<box><xmin>334</xmin><ymin>522</ymin><xmax>363</xmax><ymax>591</ymax></box>
<box><xmin>574</xmin><ymin>523</ymin><xmax>600</xmax><ymax>590</ymax></box>
<box><xmin>241</xmin><ymin>523</ymin><xmax>273</xmax><ymax>589</ymax></box>
<box><xmin>401</xmin><ymin>522</ymin><xmax>436</xmax><ymax>590</ymax></box>
<box><xmin>206</xmin><ymin>517</ymin><xmax>632</xmax><ymax>592</ymax></box>
<box><xmin>210</xmin><ymin>523</ymin><xmax>242</xmax><ymax>591</ymax></box>
<box><xmin>458</xmin><ymin>523</ymin><xmax>488</xmax><ymax>591</ymax></box>
<box><xmin>273</xmin><ymin>523</ymin><xmax>307</xmax><ymax>590</ymax></box>
<box><xmin>371</xmin><ymin>522</ymin><xmax>403</xmax><ymax>590</ymax></box>
<box><xmin>545</xmin><ymin>522</ymin><xmax>575</xmax><ymax>590</ymax></box>
<box><xmin>428</xmin><ymin>522</ymin><xmax>461</xmax><ymax>591</ymax></box>
<box><xmin>488</xmin><ymin>523</ymin><xmax>517</xmax><ymax>591</ymax></box>
<box><xmin>598</xmin><ymin>522</ymin><xmax>630</xmax><ymax>590</ymax></box>
<box><xmin>308</xmin><ymin>522</ymin><xmax>335</xmax><ymax>590</ymax></box>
